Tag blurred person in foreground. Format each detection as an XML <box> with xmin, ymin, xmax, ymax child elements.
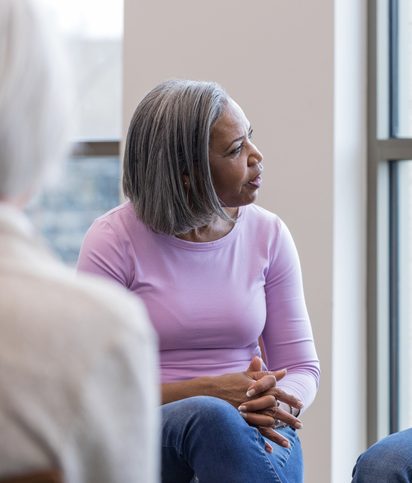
<box><xmin>78</xmin><ymin>79</ymin><xmax>320</xmax><ymax>483</ymax></box>
<box><xmin>0</xmin><ymin>0</ymin><xmax>159</xmax><ymax>481</ymax></box>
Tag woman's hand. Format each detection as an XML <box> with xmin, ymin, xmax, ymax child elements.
<box><xmin>239</xmin><ymin>395</ymin><xmax>303</xmax><ymax>449</ymax></box>
<box><xmin>163</xmin><ymin>355</ymin><xmax>303</xmax><ymax>450</ymax></box>
<box><xmin>211</xmin><ymin>356</ymin><xmax>283</xmax><ymax>409</ymax></box>
<box><xmin>238</xmin><ymin>357</ymin><xmax>304</xmax><ymax>450</ymax></box>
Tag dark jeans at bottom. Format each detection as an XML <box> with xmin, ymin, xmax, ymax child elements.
<box><xmin>161</xmin><ymin>395</ymin><xmax>303</xmax><ymax>483</ymax></box>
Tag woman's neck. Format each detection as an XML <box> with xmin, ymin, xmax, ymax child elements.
<box><xmin>176</xmin><ymin>207</ymin><xmax>238</xmax><ymax>243</ymax></box>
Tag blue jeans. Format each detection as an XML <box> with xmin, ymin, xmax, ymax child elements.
<box><xmin>352</xmin><ymin>428</ymin><xmax>412</xmax><ymax>482</ymax></box>
<box><xmin>161</xmin><ymin>396</ymin><xmax>303</xmax><ymax>483</ymax></box>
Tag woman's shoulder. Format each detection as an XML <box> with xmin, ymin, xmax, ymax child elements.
<box><xmin>93</xmin><ymin>201</ymin><xmax>138</xmax><ymax>226</ymax></box>
<box><xmin>242</xmin><ymin>204</ymin><xmax>295</xmax><ymax>257</ymax></box>
<box><xmin>88</xmin><ymin>201</ymin><xmax>146</xmax><ymax>237</ymax></box>
<box><xmin>243</xmin><ymin>203</ymin><xmax>283</xmax><ymax>232</ymax></box>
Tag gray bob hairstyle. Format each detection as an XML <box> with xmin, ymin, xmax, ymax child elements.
<box><xmin>122</xmin><ymin>79</ymin><xmax>231</xmax><ymax>235</ymax></box>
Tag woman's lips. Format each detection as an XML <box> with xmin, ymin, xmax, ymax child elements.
<box><xmin>248</xmin><ymin>175</ymin><xmax>262</xmax><ymax>188</ymax></box>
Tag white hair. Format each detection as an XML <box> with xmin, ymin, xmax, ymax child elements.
<box><xmin>0</xmin><ymin>0</ymin><xmax>73</xmax><ymax>200</ymax></box>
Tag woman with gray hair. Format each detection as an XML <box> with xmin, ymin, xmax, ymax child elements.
<box><xmin>78</xmin><ymin>79</ymin><xmax>320</xmax><ymax>482</ymax></box>
<box><xmin>0</xmin><ymin>1</ymin><xmax>159</xmax><ymax>481</ymax></box>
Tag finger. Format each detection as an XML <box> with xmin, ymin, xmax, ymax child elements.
<box><xmin>246</xmin><ymin>374</ymin><xmax>276</xmax><ymax>397</ymax></box>
<box><xmin>249</xmin><ymin>368</ymin><xmax>287</xmax><ymax>383</ymax></box>
<box><xmin>270</xmin><ymin>368</ymin><xmax>287</xmax><ymax>381</ymax></box>
<box><xmin>259</xmin><ymin>426</ymin><xmax>290</xmax><ymax>449</ymax></box>
<box><xmin>255</xmin><ymin>387</ymin><xmax>304</xmax><ymax>411</ymax></box>
<box><xmin>246</xmin><ymin>356</ymin><xmax>263</xmax><ymax>373</ymax></box>
<box><xmin>264</xmin><ymin>441</ymin><xmax>273</xmax><ymax>453</ymax></box>
<box><xmin>264</xmin><ymin>407</ymin><xmax>303</xmax><ymax>430</ymax></box>
<box><xmin>239</xmin><ymin>411</ymin><xmax>275</xmax><ymax>428</ymax></box>
<box><xmin>239</xmin><ymin>403</ymin><xmax>303</xmax><ymax>430</ymax></box>
<box><xmin>238</xmin><ymin>395</ymin><xmax>277</xmax><ymax>412</ymax></box>
<box><xmin>274</xmin><ymin>388</ymin><xmax>304</xmax><ymax>410</ymax></box>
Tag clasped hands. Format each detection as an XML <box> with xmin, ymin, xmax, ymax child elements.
<box><xmin>215</xmin><ymin>356</ymin><xmax>303</xmax><ymax>451</ymax></box>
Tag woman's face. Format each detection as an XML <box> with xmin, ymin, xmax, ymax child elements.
<box><xmin>209</xmin><ymin>99</ymin><xmax>263</xmax><ymax>208</ymax></box>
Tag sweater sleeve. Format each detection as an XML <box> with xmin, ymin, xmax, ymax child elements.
<box><xmin>262</xmin><ymin>218</ymin><xmax>320</xmax><ymax>411</ymax></box>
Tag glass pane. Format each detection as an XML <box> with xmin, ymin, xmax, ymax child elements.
<box><xmin>397</xmin><ymin>160</ymin><xmax>412</xmax><ymax>429</ymax></box>
<box><xmin>26</xmin><ymin>157</ymin><xmax>120</xmax><ymax>266</ymax></box>
<box><xmin>391</xmin><ymin>0</ymin><xmax>412</xmax><ymax>136</ymax></box>
<box><xmin>43</xmin><ymin>0</ymin><xmax>123</xmax><ymax>141</ymax></box>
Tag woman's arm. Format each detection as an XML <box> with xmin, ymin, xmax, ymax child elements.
<box><xmin>162</xmin><ymin>368</ymin><xmax>274</xmax><ymax>406</ymax></box>
<box><xmin>262</xmin><ymin>218</ymin><xmax>320</xmax><ymax>410</ymax></box>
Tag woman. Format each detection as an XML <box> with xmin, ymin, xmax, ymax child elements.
<box><xmin>77</xmin><ymin>79</ymin><xmax>320</xmax><ymax>483</ymax></box>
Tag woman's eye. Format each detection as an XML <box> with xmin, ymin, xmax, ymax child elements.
<box><xmin>230</xmin><ymin>145</ymin><xmax>243</xmax><ymax>155</ymax></box>
<box><xmin>248</xmin><ymin>129</ymin><xmax>254</xmax><ymax>140</ymax></box>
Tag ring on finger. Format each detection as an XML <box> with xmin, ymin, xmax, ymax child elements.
<box><xmin>273</xmin><ymin>418</ymin><xmax>287</xmax><ymax>429</ymax></box>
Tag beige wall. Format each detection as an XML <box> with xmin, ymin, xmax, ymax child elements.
<box><xmin>123</xmin><ymin>1</ymin><xmax>367</xmax><ymax>481</ymax></box>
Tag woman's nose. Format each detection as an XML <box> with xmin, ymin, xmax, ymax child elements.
<box><xmin>248</xmin><ymin>143</ymin><xmax>263</xmax><ymax>166</ymax></box>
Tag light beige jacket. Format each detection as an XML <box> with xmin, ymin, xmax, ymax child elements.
<box><xmin>0</xmin><ymin>204</ymin><xmax>159</xmax><ymax>483</ymax></box>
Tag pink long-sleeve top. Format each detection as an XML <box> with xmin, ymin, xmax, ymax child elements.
<box><xmin>77</xmin><ymin>201</ymin><xmax>320</xmax><ymax>410</ymax></box>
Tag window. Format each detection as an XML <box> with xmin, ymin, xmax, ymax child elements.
<box><xmin>27</xmin><ymin>0</ymin><xmax>123</xmax><ymax>265</ymax></box>
<box><xmin>44</xmin><ymin>0</ymin><xmax>123</xmax><ymax>140</ymax></box>
<box><xmin>395</xmin><ymin>161</ymin><xmax>412</xmax><ymax>430</ymax></box>
<box><xmin>368</xmin><ymin>0</ymin><xmax>412</xmax><ymax>443</ymax></box>
<box><xmin>27</xmin><ymin>156</ymin><xmax>120</xmax><ymax>265</ymax></box>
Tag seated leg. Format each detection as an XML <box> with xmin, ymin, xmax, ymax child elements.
<box><xmin>352</xmin><ymin>428</ymin><xmax>412</xmax><ymax>483</ymax></box>
<box><xmin>161</xmin><ymin>395</ymin><xmax>303</xmax><ymax>483</ymax></box>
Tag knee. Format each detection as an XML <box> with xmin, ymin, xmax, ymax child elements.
<box><xmin>184</xmin><ymin>396</ymin><xmax>238</xmax><ymax>423</ymax></box>
<box><xmin>353</xmin><ymin>431</ymin><xmax>412</xmax><ymax>482</ymax></box>
<box><xmin>353</xmin><ymin>449</ymin><xmax>393</xmax><ymax>482</ymax></box>
<box><xmin>352</xmin><ymin>448</ymin><xmax>381</xmax><ymax>479</ymax></box>
<box><xmin>174</xmin><ymin>396</ymin><xmax>242</xmax><ymax>431</ymax></box>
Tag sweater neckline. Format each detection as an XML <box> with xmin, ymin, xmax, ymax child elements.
<box><xmin>157</xmin><ymin>206</ymin><xmax>245</xmax><ymax>251</ymax></box>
